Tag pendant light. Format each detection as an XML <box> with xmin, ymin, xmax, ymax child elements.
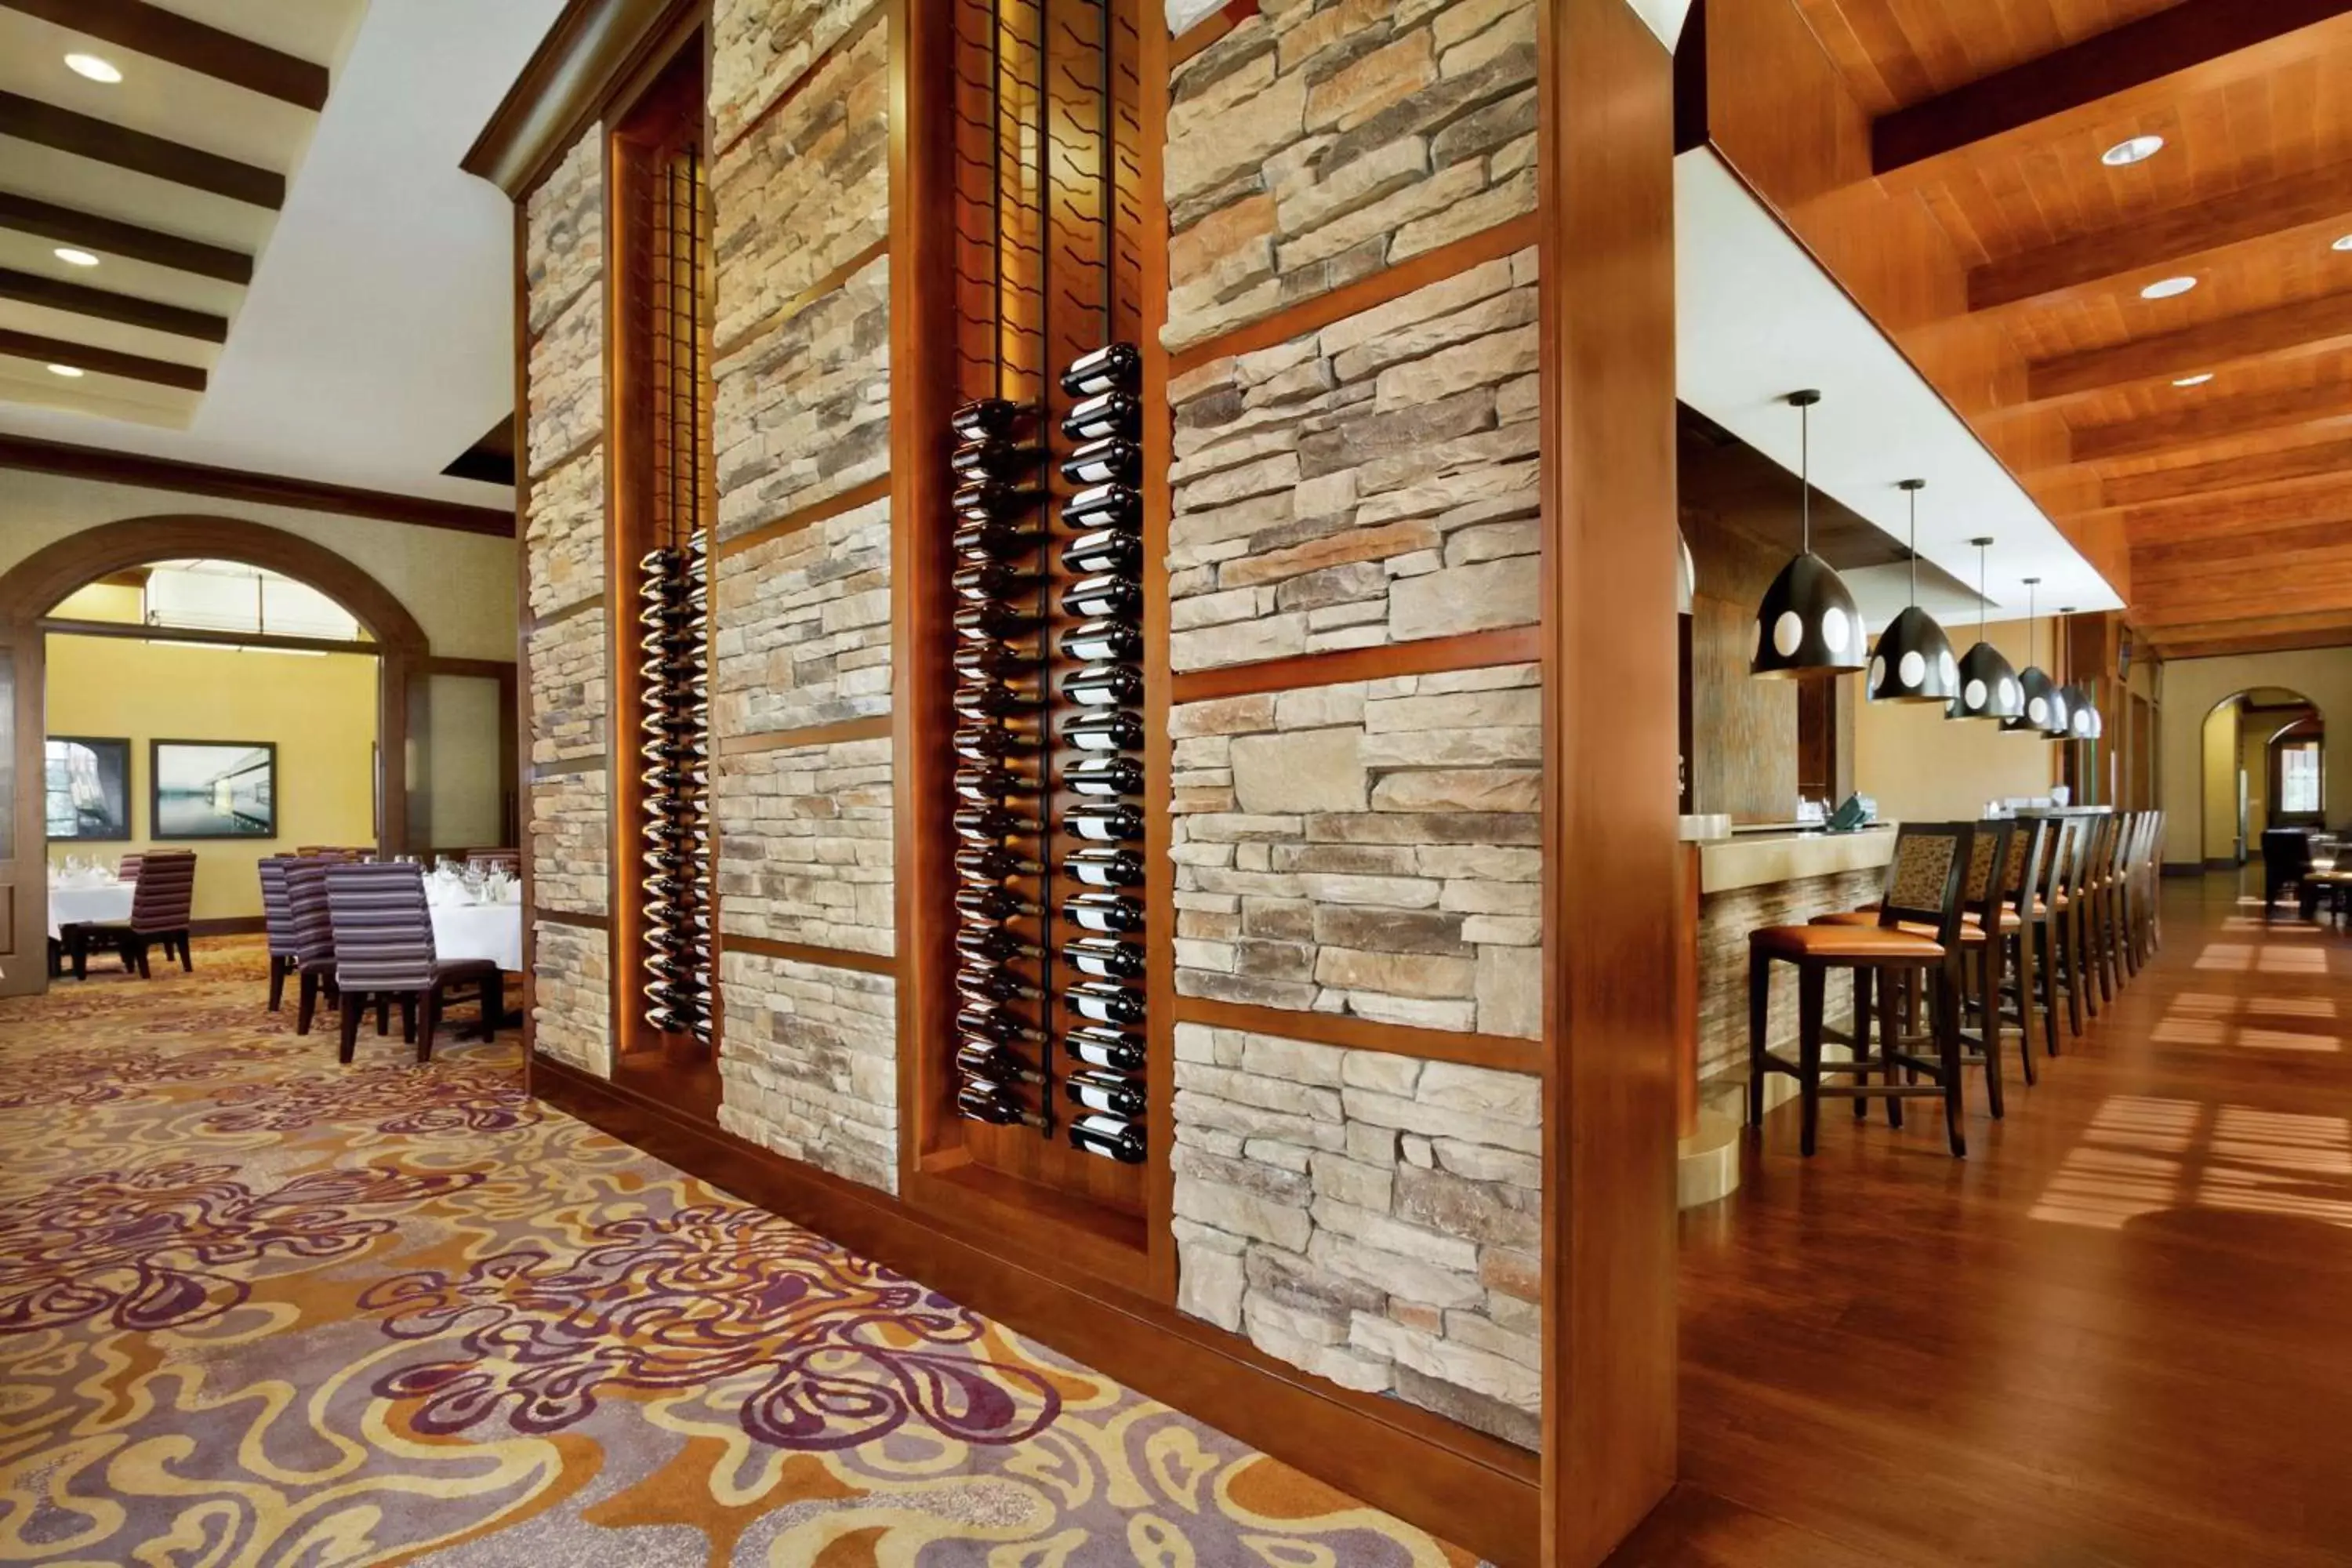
<box><xmin>1751</xmin><ymin>390</ymin><xmax>1865</xmax><ymax>679</ymax></box>
<box><xmin>2003</xmin><ymin>578</ymin><xmax>2069</xmax><ymax>738</ymax></box>
<box><xmin>1869</xmin><ymin>478</ymin><xmax>1958</xmax><ymax>702</ymax></box>
<box><xmin>1948</xmin><ymin>537</ymin><xmax>2023</xmax><ymax>721</ymax></box>
<box><xmin>2056</xmin><ymin>607</ymin><xmax>2104</xmax><ymax>741</ymax></box>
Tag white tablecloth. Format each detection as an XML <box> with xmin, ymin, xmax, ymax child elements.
<box><xmin>48</xmin><ymin>883</ymin><xmax>133</xmax><ymax>941</ymax></box>
<box><xmin>430</xmin><ymin>902</ymin><xmax>524</xmax><ymax>972</ymax></box>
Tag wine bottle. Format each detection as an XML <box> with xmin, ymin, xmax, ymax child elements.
<box><xmin>953</xmin><ymin>479</ymin><xmax>1036</xmax><ymax>521</ymax></box>
<box><xmin>1065</xmin><ymin>1025</ymin><xmax>1145</xmax><ymax>1073</ymax></box>
<box><xmin>951</xmin><ymin>726</ymin><xmax>1023</xmax><ymax>763</ymax></box>
<box><xmin>1069</xmin><ymin>1112</ymin><xmax>1147</xmax><ymax>1163</ymax></box>
<box><xmin>951</xmin><ymin>398</ymin><xmax>1029</xmax><ymax>442</ymax></box>
<box><xmin>950</xmin><ymin>441</ymin><xmax>1036</xmax><ymax>481</ymax></box>
<box><xmin>1060</xmin><ymin>342</ymin><xmax>1141</xmax><ymax>397</ymax></box>
<box><xmin>1060</xmin><ymin>437</ymin><xmax>1142</xmax><ymax>486</ymax></box>
<box><xmin>1062</xmin><ymin>573</ymin><xmax>1140</xmax><ymax>621</ymax></box>
<box><xmin>1065</xmin><ymin>1068</ymin><xmax>1147</xmax><ymax>1119</ymax></box>
<box><xmin>1065</xmin><ymin>755</ymin><xmax>1143</xmax><ymax>798</ymax></box>
<box><xmin>1067</xmin><ymin>803</ymin><xmax>1145</xmax><ymax>844</ymax></box>
<box><xmin>1068</xmin><ymin>979</ymin><xmax>1144</xmax><ymax>1025</ymax></box>
<box><xmin>1067</xmin><ymin>846</ymin><xmax>1144</xmax><ymax>887</ymax></box>
<box><xmin>1063</xmin><ymin>484</ymin><xmax>1141</xmax><ymax>532</ymax></box>
<box><xmin>957</xmin><ymin>1080</ymin><xmax>1046</xmax><ymax>1127</ymax></box>
<box><xmin>953</xmin><ymin>765</ymin><xmax>1029</xmax><ymax>803</ymax></box>
<box><xmin>952</xmin><ymin>805</ymin><xmax>1027</xmax><ymax>841</ymax></box>
<box><xmin>1060</xmin><ymin>618</ymin><xmax>1142</xmax><ymax>664</ymax></box>
<box><xmin>954</xmin><ymin>924</ymin><xmax>1030</xmax><ymax>962</ymax></box>
<box><xmin>957</xmin><ymin>1040</ymin><xmax>1040</xmax><ymax>1083</ymax></box>
<box><xmin>1061</xmin><ymin>528</ymin><xmax>1142</xmax><ymax>577</ymax></box>
<box><xmin>956</xmin><ymin>1001</ymin><xmax>1030</xmax><ymax>1044</ymax></box>
<box><xmin>953</xmin><ymin>604</ymin><xmax>1033</xmax><ymax>644</ymax></box>
<box><xmin>953</xmin><ymin>562</ymin><xmax>1033</xmax><ymax>604</ymax></box>
<box><xmin>952</xmin><ymin>519</ymin><xmax>1035</xmax><ymax>562</ymax></box>
<box><xmin>1062</xmin><ymin>390</ymin><xmax>1142</xmax><ymax>442</ymax></box>
<box><xmin>954</xmin><ymin>844</ymin><xmax>1035</xmax><ymax>881</ymax></box>
<box><xmin>1064</xmin><ymin>891</ymin><xmax>1144</xmax><ymax>933</ymax></box>
<box><xmin>950</xmin><ymin>684</ymin><xmax>1032</xmax><ymax>722</ymax></box>
<box><xmin>1062</xmin><ymin>710</ymin><xmax>1143</xmax><ymax>753</ymax></box>
<box><xmin>955</xmin><ymin>966</ymin><xmax>1037</xmax><ymax>1004</ymax></box>
<box><xmin>1067</xmin><ymin>935</ymin><xmax>1145</xmax><ymax>979</ymax></box>
<box><xmin>956</xmin><ymin>884</ymin><xmax>1033</xmax><ymax>921</ymax></box>
<box><xmin>952</xmin><ymin>643</ymin><xmax>1036</xmax><ymax>684</ymax></box>
<box><xmin>1062</xmin><ymin>662</ymin><xmax>1143</xmax><ymax>708</ymax></box>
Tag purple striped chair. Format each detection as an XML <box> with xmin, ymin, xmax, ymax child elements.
<box><xmin>322</xmin><ymin>861</ymin><xmax>498</xmax><ymax>1064</ymax></box>
<box><xmin>285</xmin><ymin>858</ymin><xmax>346</xmax><ymax>1035</ymax></box>
<box><xmin>258</xmin><ymin>857</ymin><xmax>299</xmax><ymax>1011</ymax></box>
<box><xmin>63</xmin><ymin>849</ymin><xmax>196</xmax><ymax>980</ymax></box>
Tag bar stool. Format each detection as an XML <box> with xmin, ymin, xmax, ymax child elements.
<box><xmin>1985</xmin><ymin>815</ymin><xmax>2053</xmax><ymax>1077</ymax></box>
<box><xmin>2042</xmin><ymin>816</ymin><xmax>2089</xmax><ymax>1045</ymax></box>
<box><xmin>1749</xmin><ymin>821</ymin><xmax>1978</xmax><ymax>1157</ymax></box>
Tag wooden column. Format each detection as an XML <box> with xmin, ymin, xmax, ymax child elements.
<box><xmin>1537</xmin><ymin>0</ymin><xmax>1681</xmax><ymax>1560</ymax></box>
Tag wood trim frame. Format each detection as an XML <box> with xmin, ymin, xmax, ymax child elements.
<box><xmin>720</xmin><ymin>932</ymin><xmax>898</xmax><ymax>975</ymax></box>
<box><xmin>0</xmin><ymin>328</ymin><xmax>205</xmax><ymax>392</ymax></box>
<box><xmin>0</xmin><ymin>436</ymin><xmax>514</xmax><ymax>535</ymax></box>
<box><xmin>462</xmin><ymin>0</ymin><xmax>696</xmax><ymax>197</ymax></box>
<box><xmin>1170</xmin><ymin>626</ymin><xmax>1543</xmax><ymax>703</ymax></box>
<box><xmin>535</xmin><ymin>906</ymin><xmax>611</xmax><ymax>931</ymax></box>
<box><xmin>711</xmin><ymin>474</ymin><xmax>890</xmax><ymax>560</ymax></box>
<box><xmin>1174</xmin><ymin>995</ymin><xmax>1542</xmax><ymax>1073</ymax></box>
<box><xmin>531</xmin><ymin>1053</ymin><xmax>1542</xmax><ymax>1568</ymax></box>
<box><xmin>716</xmin><ymin>715</ymin><xmax>893</xmax><ymax>755</ymax></box>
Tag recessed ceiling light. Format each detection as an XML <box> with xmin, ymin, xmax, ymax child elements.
<box><xmin>64</xmin><ymin>53</ymin><xmax>122</xmax><ymax>83</ymax></box>
<box><xmin>2101</xmin><ymin>134</ymin><xmax>2165</xmax><ymax>167</ymax></box>
<box><xmin>53</xmin><ymin>246</ymin><xmax>100</xmax><ymax>267</ymax></box>
<box><xmin>47</xmin><ymin>364</ymin><xmax>85</xmax><ymax>378</ymax></box>
<box><xmin>2140</xmin><ymin>275</ymin><xmax>2198</xmax><ymax>299</ymax></box>
<box><xmin>2172</xmin><ymin>372</ymin><xmax>2213</xmax><ymax>387</ymax></box>
<box><xmin>2334</xmin><ymin>234</ymin><xmax>2352</xmax><ymax>252</ymax></box>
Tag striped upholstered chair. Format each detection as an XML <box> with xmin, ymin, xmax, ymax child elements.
<box><xmin>285</xmin><ymin>858</ymin><xmax>346</xmax><ymax>1035</ymax></box>
<box><xmin>116</xmin><ymin>853</ymin><xmax>143</xmax><ymax>882</ymax></box>
<box><xmin>322</xmin><ymin>861</ymin><xmax>499</xmax><ymax>1064</ymax></box>
<box><xmin>62</xmin><ymin>849</ymin><xmax>197</xmax><ymax>980</ymax></box>
<box><xmin>257</xmin><ymin>857</ymin><xmax>300</xmax><ymax>1011</ymax></box>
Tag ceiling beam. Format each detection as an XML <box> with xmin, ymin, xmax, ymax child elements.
<box><xmin>0</xmin><ymin>0</ymin><xmax>328</xmax><ymax>111</ymax></box>
<box><xmin>0</xmin><ymin>191</ymin><xmax>252</xmax><ymax>283</ymax></box>
<box><xmin>0</xmin><ymin>325</ymin><xmax>202</xmax><ymax>389</ymax></box>
<box><xmin>2027</xmin><ymin>289</ymin><xmax>2352</xmax><ymax>401</ymax></box>
<box><xmin>2109</xmin><ymin>477</ymin><xmax>2352</xmax><ymax>543</ymax></box>
<box><xmin>2068</xmin><ymin>381</ymin><xmax>2352</xmax><ymax>463</ymax></box>
<box><xmin>2147</xmin><ymin>619</ymin><xmax>2352</xmax><ymax>659</ymax></box>
<box><xmin>0</xmin><ymin>264</ymin><xmax>227</xmax><ymax>341</ymax></box>
<box><xmin>2101</xmin><ymin>435</ymin><xmax>2352</xmax><ymax>506</ymax></box>
<box><xmin>1871</xmin><ymin>0</ymin><xmax>2352</xmax><ymax>178</ymax></box>
<box><xmin>1968</xmin><ymin>162</ymin><xmax>2352</xmax><ymax>314</ymax></box>
<box><xmin>0</xmin><ymin>434</ymin><xmax>517</xmax><ymax>535</ymax></box>
<box><xmin>0</xmin><ymin>89</ymin><xmax>283</xmax><ymax>209</ymax></box>
<box><xmin>2133</xmin><ymin>519</ymin><xmax>2352</xmax><ymax>579</ymax></box>
<box><xmin>2128</xmin><ymin>572</ymin><xmax>2352</xmax><ymax>621</ymax></box>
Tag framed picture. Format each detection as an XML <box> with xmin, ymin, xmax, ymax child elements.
<box><xmin>151</xmin><ymin>739</ymin><xmax>278</xmax><ymax>840</ymax></box>
<box><xmin>45</xmin><ymin>736</ymin><xmax>132</xmax><ymax>840</ymax></box>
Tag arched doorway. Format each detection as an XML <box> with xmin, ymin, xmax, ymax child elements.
<box><xmin>2195</xmin><ymin>686</ymin><xmax>2322</xmax><ymax>870</ymax></box>
<box><xmin>0</xmin><ymin>517</ymin><xmax>433</xmax><ymax>997</ymax></box>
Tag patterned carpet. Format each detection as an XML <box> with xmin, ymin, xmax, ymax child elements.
<box><xmin>0</xmin><ymin>941</ymin><xmax>1481</xmax><ymax>1566</ymax></box>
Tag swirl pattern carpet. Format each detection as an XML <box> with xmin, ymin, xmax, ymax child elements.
<box><xmin>0</xmin><ymin>942</ymin><xmax>1483</xmax><ymax>1566</ymax></box>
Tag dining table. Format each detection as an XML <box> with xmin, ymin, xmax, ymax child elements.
<box><xmin>427</xmin><ymin>892</ymin><xmax>525</xmax><ymax>973</ymax></box>
<box><xmin>47</xmin><ymin>879</ymin><xmax>134</xmax><ymax>942</ymax></box>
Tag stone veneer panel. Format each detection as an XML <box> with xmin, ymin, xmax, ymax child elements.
<box><xmin>719</xmin><ymin>949</ymin><xmax>900</xmax><ymax>1194</ymax></box>
<box><xmin>711</xmin><ymin>0</ymin><xmax>881</xmax><ymax>151</ymax></box>
<box><xmin>532</xmin><ymin>920</ymin><xmax>612</xmax><ymax>1076</ymax></box>
<box><xmin>528</xmin><ymin>605</ymin><xmax>607</xmax><ymax>765</ymax></box>
<box><xmin>526</xmin><ymin>130</ymin><xmax>603</xmax><ymax>339</ymax></box>
<box><xmin>713</xmin><ymin>253</ymin><xmax>891</xmax><ymax>543</ymax></box>
<box><xmin>713</xmin><ymin>495</ymin><xmax>892</xmax><ymax>738</ymax></box>
<box><xmin>1167</xmin><ymin>249</ymin><xmax>1539</xmax><ymax>671</ymax></box>
<box><xmin>1172</xmin><ymin>1022</ymin><xmax>1541</xmax><ymax>1448</ymax></box>
<box><xmin>1163</xmin><ymin>0</ymin><xmax>1536</xmax><ymax>351</ymax></box>
<box><xmin>1697</xmin><ymin>869</ymin><xmax>1880</xmax><ymax>1085</ymax></box>
<box><xmin>711</xmin><ymin>7</ymin><xmax>888</xmax><ymax>352</ymax></box>
<box><xmin>524</xmin><ymin>448</ymin><xmax>605</xmax><ymax>618</ymax></box>
<box><xmin>530</xmin><ymin>771</ymin><xmax>609</xmax><ymax>919</ymax></box>
<box><xmin>715</xmin><ymin>737</ymin><xmax>895</xmax><ymax>956</ymax></box>
<box><xmin>1169</xmin><ymin>665</ymin><xmax>1541</xmax><ymax>1037</ymax></box>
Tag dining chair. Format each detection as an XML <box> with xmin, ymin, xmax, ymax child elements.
<box><xmin>285</xmin><ymin>858</ymin><xmax>344</xmax><ymax>1034</ymax></box>
<box><xmin>322</xmin><ymin>861</ymin><xmax>499</xmax><ymax>1063</ymax></box>
<box><xmin>116</xmin><ymin>853</ymin><xmax>143</xmax><ymax>882</ymax></box>
<box><xmin>61</xmin><ymin>849</ymin><xmax>197</xmax><ymax>980</ymax></box>
<box><xmin>258</xmin><ymin>857</ymin><xmax>300</xmax><ymax>1011</ymax></box>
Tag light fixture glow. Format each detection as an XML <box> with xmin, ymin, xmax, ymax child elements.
<box><xmin>47</xmin><ymin>364</ymin><xmax>85</xmax><ymax>378</ymax></box>
<box><xmin>2334</xmin><ymin>234</ymin><xmax>2352</xmax><ymax>252</ymax></box>
<box><xmin>2100</xmin><ymin>134</ymin><xmax>2165</xmax><ymax>167</ymax></box>
<box><xmin>64</xmin><ymin>53</ymin><xmax>122</xmax><ymax>83</ymax></box>
<box><xmin>2140</xmin><ymin>275</ymin><xmax>2198</xmax><ymax>300</ymax></box>
<box><xmin>52</xmin><ymin>246</ymin><xmax>100</xmax><ymax>267</ymax></box>
<box><xmin>2172</xmin><ymin>372</ymin><xmax>2213</xmax><ymax>387</ymax></box>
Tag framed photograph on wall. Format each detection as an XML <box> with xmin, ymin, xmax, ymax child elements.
<box><xmin>45</xmin><ymin>736</ymin><xmax>132</xmax><ymax>840</ymax></box>
<box><xmin>151</xmin><ymin>740</ymin><xmax>278</xmax><ymax>840</ymax></box>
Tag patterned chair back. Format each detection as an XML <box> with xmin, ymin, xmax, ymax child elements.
<box><xmin>285</xmin><ymin>858</ymin><xmax>336</xmax><ymax>966</ymax></box>
<box><xmin>1879</xmin><ymin>821</ymin><xmax>1976</xmax><ymax>947</ymax></box>
<box><xmin>128</xmin><ymin>851</ymin><xmax>196</xmax><ymax>934</ymax></box>
<box><xmin>2039</xmin><ymin>816</ymin><xmax>2080</xmax><ymax>902</ymax></box>
<box><xmin>2002</xmin><ymin>816</ymin><xmax>2050</xmax><ymax>916</ymax></box>
<box><xmin>1963</xmin><ymin>818</ymin><xmax>2014</xmax><ymax>919</ymax></box>
<box><xmin>117</xmin><ymin>853</ymin><xmax>143</xmax><ymax>882</ymax></box>
<box><xmin>324</xmin><ymin>860</ymin><xmax>437</xmax><ymax>993</ymax></box>
<box><xmin>257</xmin><ymin>857</ymin><xmax>299</xmax><ymax>959</ymax></box>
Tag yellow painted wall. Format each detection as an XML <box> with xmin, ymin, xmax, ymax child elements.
<box><xmin>1851</xmin><ymin>617</ymin><xmax>2060</xmax><ymax>822</ymax></box>
<box><xmin>2161</xmin><ymin>648</ymin><xmax>2352</xmax><ymax>866</ymax></box>
<box><xmin>2201</xmin><ymin>700</ymin><xmax>2240</xmax><ymax>863</ymax></box>
<box><xmin>44</xmin><ymin>635</ymin><xmax>379</xmax><ymax>921</ymax></box>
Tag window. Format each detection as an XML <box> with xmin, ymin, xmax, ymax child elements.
<box><xmin>2280</xmin><ymin>742</ymin><xmax>2321</xmax><ymax>815</ymax></box>
<box><xmin>144</xmin><ymin>561</ymin><xmax>361</xmax><ymax>642</ymax></box>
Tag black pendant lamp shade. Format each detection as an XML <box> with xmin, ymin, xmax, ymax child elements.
<box><xmin>1751</xmin><ymin>390</ymin><xmax>1866</xmax><ymax>679</ymax></box>
<box><xmin>2002</xmin><ymin>578</ymin><xmax>2070</xmax><ymax>737</ymax></box>
<box><xmin>2057</xmin><ymin>608</ymin><xmax>2103</xmax><ymax>741</ymax></box>
<box><xmin>1869</xmin><ymin>479</ymin><xmax>1958</xmax><ymax>702</ymax></box>
<box><xmin>1948</xmin><ymin>537</ymin><xmax>2024</xmax><ymax>721</ymax></box>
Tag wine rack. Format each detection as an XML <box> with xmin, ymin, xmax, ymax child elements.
<box><xmin>635</xmin><ymin>533</ymin><xmax>712</xmax><ymax>1044</ymax></box>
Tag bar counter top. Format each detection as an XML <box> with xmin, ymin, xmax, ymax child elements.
<box><xmin>1697</xmin><ymin>824</ymin><xmax>1897</xmax><ymax>895</ymax></box>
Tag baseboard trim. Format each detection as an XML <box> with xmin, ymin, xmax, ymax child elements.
<box><xmin>530</xmin><ymin>1056</ymin><xmax>1541</xmax><ymax>1567</ymax></box>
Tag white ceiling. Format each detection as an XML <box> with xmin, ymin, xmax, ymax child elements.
<box><xmin>0</xmin><ymin>0</ymin><xmax>565</xmax><ymax>506</ymax></box>
<box><xmin>1676</xmin><ymin>147</ymin><xmax>2124</xmax><ymax>631</ymax></box>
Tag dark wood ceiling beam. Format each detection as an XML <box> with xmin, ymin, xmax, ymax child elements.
<box><xmin>0</xmin><ymin>89</ymin><xmax>282</xmax><ymax>209</ymax></box>
<box><xmin>1871</xmin><ymin>0</ymin><xmax>2352</xmax><ymax>178</ymax></box>
<box><xmin>2067</xmin><ymin>382</ymin><xmax>2352</xmax><ymax>463</ymax></box>
<box><xmin>1969</xmin><ymin>162</ymin><xmax>2352</xmax><ymax>314</ymax></box>
<box><xmin>2027</xmin><ymin>289</ymin><xmax>2352</xmax><ymax>401</ymax></box>
<box><xmin>0</xmin><ymin>434</ymin><xmax>516</xmax><ymax>535</ymax></box>
<box><xmin>0</xmin><ymin>0</ymin><xmax>328</xmax><ymax>111</ymax></box>
<box><xmin>0</xmin><ymin>325</ymin><xmax>201</xmax><ymax>389</ymax></box>
<box><xmin>0</xmin><ymin>264</ymin><xmax>227</xmax><ymax>341</ymax></box>
<box><xmin>2143</xmin><ymin>618</ymin><xmax>2352</xmax><ymax>659</ymax></box>
<box><xmin>2100</xmin><ymin>434</ymin><xmax>2352</xmax><ymax>506</ymax></box>
<box><xmin>0</xmin><ymin>191</ymin><xmax>252</xmax><ymax>283</ymax></box>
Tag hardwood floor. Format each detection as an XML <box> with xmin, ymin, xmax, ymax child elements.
<box><xmin>1613</xmin><ymin>876</ymin><xmax>2352</xmax><ymax>1567</ymax></box>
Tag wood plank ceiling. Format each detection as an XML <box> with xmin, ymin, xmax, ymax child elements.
<box><xmin>1776</xmin><ymin>0</ymin><xmax>2352</xmax><ymax>659</ymax></box>
<box><xmin>0</xmin><ymin>0</ymin><xmax>363</xmax><ymax>428</ymax></box>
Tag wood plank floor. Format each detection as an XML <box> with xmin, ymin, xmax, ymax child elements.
<box><xmin>1611</xmin><ymin>877</ymin><xmax>2352</xmax><ymax>1567</ymax></box>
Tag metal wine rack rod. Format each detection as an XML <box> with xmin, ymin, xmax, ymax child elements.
<box><xmin>637</xmin><ymin>534</ymin><xmax>712</xmax><ymax>1042</ymax></box>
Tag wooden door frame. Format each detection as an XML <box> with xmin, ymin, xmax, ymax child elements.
<box><xmin>0</xmin><ymin>514</ymin><xmax>433</xmax><ymax>996</ymax></box>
